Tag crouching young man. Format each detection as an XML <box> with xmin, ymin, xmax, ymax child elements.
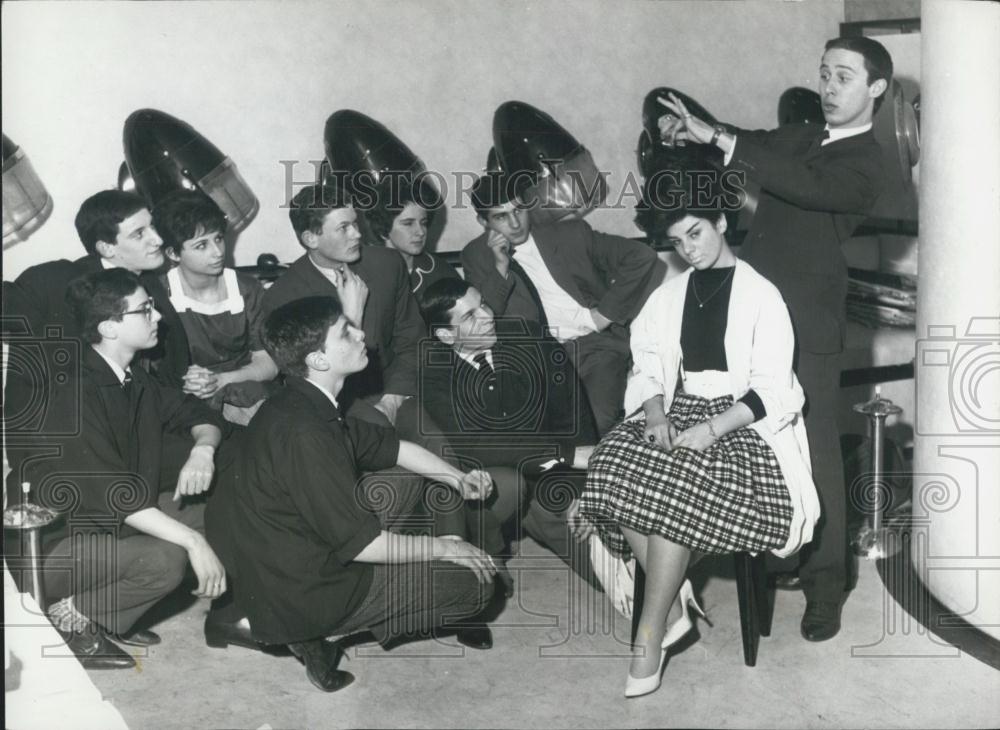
<box><xmin>206</xmin><ymin>296</ymin><xmax>496</xmax><ymax>692</ymax></box>
<box><xmin>15</xmin><ymin>269</ymin><xmax>227</xmax><ymax>669</ymax></box>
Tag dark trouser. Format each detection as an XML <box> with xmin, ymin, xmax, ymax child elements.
<box><xmin>333</xmin><ymin>459</ymin><xmax>491</xmax><ymax>645</ymax></box>
<box><xmin>564</xmin><ymin>330</ymin><xmax>629</xmax><ymax>437</ymax></box>
<box><xmin>41</xmin><ymin>491</ymin><xmax>202</xmax><ymax>635</ymax></box>
<box><xmin>348</xmin><ymin>395</ymin><xmax>505</xmax><ymax>553</ymax></box>
<box><xmin>489</xmin><ymin>466</ymin><xmax>601</xmax><ymax>590</ymax></box>
<box><xmin>794</xmin><ymin>350</ymin><xmax>847</xmax><ymax>603</ymax></box>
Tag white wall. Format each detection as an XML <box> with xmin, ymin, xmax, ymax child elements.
<box><xmin>2</xmin><ymin>0</ymin><xmax>843</xmax><ymax>278</ymax></box>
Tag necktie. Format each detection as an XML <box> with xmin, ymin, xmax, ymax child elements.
<box><xmin>122</xmin><ymin>369</ymin><xmax>133</xmax><ymax>396</ymax></box>
<box><xmin>809</xmin><ymin>128</ymin><xmax>831</xmax><ymax>154</ymax></box>
<box><xmin>473</xmin><ymin>352</ymin><xmax>494</xmax><ymax>376</ymax></box>
<box><xmin>507</xmin><ymin>251</ymin><xmax>549</xmax><ymax>331</ymax></box>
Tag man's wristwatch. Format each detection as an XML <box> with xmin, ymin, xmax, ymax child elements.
<box><xmin>710</xmin><ymin>124</ymin><xmax>726</xmax><ymax>148</ymax></box>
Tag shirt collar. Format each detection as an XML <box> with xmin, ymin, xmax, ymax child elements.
<box><xmin>302</xmin><ymin>378</ymin><xmax>339</xmax><ymax>409</ymax></box>
<box><xmin>308</xmin><ymin>253</ymin><xmax>348</xmax><ymax>282</ymax></box>
<box><xmin>456</xmin><ymin>348</ymin><xmax>494</xmax><ymax>371</ymax></box>
<box><xmin>512</xmin><ymin>233</ymin><xmax>537</xmax><ymax>255</ymax></box>
<box><xmin>823</xmin><ymin>121</ymin><xmax>872</xmax><ymax>145</ymax></box>
<box><xmin>91</xmin><ymin>346</ymin><xmax>129</xmax><ymax>385</ymax></box>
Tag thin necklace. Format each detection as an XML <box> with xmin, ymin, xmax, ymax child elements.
<box><xmin>691</xmin><ymin>267</ymin><xmax>735</xmax><ymax>309</ymax></box>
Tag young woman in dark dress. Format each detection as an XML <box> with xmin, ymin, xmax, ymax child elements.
<box><xmin>154</xmin><ymin>190</ymin><xmax>278</xmax><ymax>424</ymax></box>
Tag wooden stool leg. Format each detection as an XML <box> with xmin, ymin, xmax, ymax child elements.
<box><xmin>630</xmin><ymin>564</ymin><xmax>646</xmax><ymax>645</ymax></box>
<box><xmin>753</xmin><ymin>552</ymin><xmax>774</xmax><ymax>637</ymax></box>
<box><xmin>734</xmin><ymin>552</ymin><xmax>759</xmax><ymax>667</ymax></box>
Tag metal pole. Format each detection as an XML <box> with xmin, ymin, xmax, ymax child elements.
<box><xmin>26</xmin><ymin>526</ymin><xmax>46</xmax><ymax>608</ymax></box>
<box><xmin>852</xmin><ymin>388</ymin><xmax>903</xmax><ymax>560</ymax></box>
<box><xmin>3</xmin><ymin>482</ymin><xmax>58</xmax><ymax>608</ymax></box>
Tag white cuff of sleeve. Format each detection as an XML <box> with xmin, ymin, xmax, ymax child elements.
<box><xmin>723</xmin><ymin>135</ymin><xmax>737</xmax><ymax>166</ymax></box>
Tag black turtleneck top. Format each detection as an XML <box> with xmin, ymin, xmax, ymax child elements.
<box><xmin>680</xmin><ymin>267</ymin><xmax>766</xmax><ymax>422</ymax></box>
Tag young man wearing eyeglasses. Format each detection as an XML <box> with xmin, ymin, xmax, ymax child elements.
<box><xmin>13</xmin><ymin>268</ymin><xmax>228</xmax><ymax>670</ymax></box>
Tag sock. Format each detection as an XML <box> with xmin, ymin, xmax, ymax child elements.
<box><xmin>47</xmin><ymin>596</ymin><xmax>92</xmax><ymax>633</ymax></box>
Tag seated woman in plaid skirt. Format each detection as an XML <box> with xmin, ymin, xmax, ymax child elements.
<box><xmin>580</xmin><ymin>180</ymin><xmax>820</xmax><ymax>698</ymax></box>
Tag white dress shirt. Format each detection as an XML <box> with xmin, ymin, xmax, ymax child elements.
<box><xmin>512</xmin><ymin>234</ymin><xmax>598</xmax><ymax>343</ymax></box>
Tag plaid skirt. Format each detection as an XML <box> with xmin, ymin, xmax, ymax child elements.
<box><xmin>580</xmin><ymin>392</ymin><xmax>793</xmax><ymax>557</ymax></box>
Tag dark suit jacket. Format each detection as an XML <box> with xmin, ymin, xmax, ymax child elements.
<box><xmin>206</xmin><ymin>376</ymin><xmax>399</xmax><ymax>644</ymax></box>
<box><xmin>11</xmin><ymin>347</ymin><xmax>222</xmax><ymax>541</ymax></box>
<box><xmin>409</xmin><ymin>250</ymin><xmax>461</xmax><ymax>300</ymax></box>
<box><xmin>419</xmin><ymin>321</ymin><xmax>597</xmax><ymax>470</ymax></box>
<box><xmin>728</xmin><ymin>124</ymin><xmax>884</xmax><ymax>354</ymax></box>
<box><xmin>460</xmin><ymin>219</ymin><xmax>666</xmax><ymax>340</ymax></box>
<box><xmin>262</xmin><ymin>247</ymin><xmax>424</xmax><ymax>398</ymax></box>
<box><xmin>9</xmin><ymin>254</ymin><xmax>191</xmax><ymax>385</ymax></box>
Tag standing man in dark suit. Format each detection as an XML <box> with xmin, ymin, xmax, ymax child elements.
<box><xmin>659</xmin><ymin>36</ymin><xmax>892</xmax><ymax>640</ymax></box>
<box><xmin>461</xmin><ymin>172</ymin><xmax>666</xmax><ymax>436</ymax></box>
<box><xmin>418</xmin><ymin>278</ymin><xmax>599</xmax><ymax>585</ymax></box>
<box><xmin>13</xmin><ymin>269</ymin><xmax>227</xmax><ymax>669</ymax></box>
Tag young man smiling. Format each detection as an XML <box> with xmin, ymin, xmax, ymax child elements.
<box><xmin>8</xmin><ymin>189</ymin><xmax>191</xmax><ymax>387</ymax></box>
<box><xmin>659</xmin><ymin>36</ymin><xmax>893</xmax><ymax>641</ymax></box>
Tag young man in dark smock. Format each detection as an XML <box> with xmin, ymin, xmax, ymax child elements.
<box><xmin>206</xmin><ymin>296</ymin><xmax>497</xmax><ymax>692</ymax></box>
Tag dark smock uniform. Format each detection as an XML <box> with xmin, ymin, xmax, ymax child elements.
<box><xmin>208</xmin><ymin>376</ymin><xmax>487</xmax><ymax>645</ymax></box>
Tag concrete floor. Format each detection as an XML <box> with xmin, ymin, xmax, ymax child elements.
<box><xmin>85</xmin><ymin>539</ymin><xmax>998</xmax><ymax>730</ymax></box>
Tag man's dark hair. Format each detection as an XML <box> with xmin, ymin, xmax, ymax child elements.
<box><xmin>825</xmin><ymin>36</ymin><xmax>894</xmax><ymax>111</ymax></box>
<box><xmin>469</xmin><ymin>171</ymin><xmax>534</xmax><ymax>219</ymax></box>
<box><xmin>262</xmin><ymin>296</ymin><xmax>344</xmax><ymax>377</ymax></box>
<box><xmin>365</xmin><ymin>180</ymin><xmax>436</xmax><ymax>242</ymax></box>
<box><xmin>74</xmin><ymin>190</ymin><xmax>148</xmax><ymax>255</ymax></box>
<box><xmin>65</xmin><ymin>268</ymin><xmax>142</xmax><ymax>344</ymax></box>
<box><xmin>288</xmin><ymin>181</ymin><xmax>353</xmax><ymax>245</ymax></box>
<box><xmin>419</xmin><ymin>276</ymin><xmax>473</xmax><ymax>331</ymax></box>
<box><xmin>153</xmin><ymin>189</ymin><xmax>228</xmax><ymax>258</ymax></box>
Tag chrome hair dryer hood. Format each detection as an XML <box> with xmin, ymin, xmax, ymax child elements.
<box><xmin>492</xmin><ymin>101</ymin><xmax>606</xmax><ymax>225</ymax></box>
<box><xmin>2</xmin><ymin>134</ymin><xmax>53</xmax><ymax>249</ymax></box>
<box><xmin>122</xmin><ymin>109</ymin><xmax>259</xmax><ymax>232</ymax></box>
<box><xmin>323</xmin><ymin>109</ymin><xmax>441</xmax><ymax>209</ymax></box>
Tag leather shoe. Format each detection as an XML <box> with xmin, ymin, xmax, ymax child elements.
<box><xmin>454</xmin><ymin>624</ymin><xmax>493</xmax><ymax>650</ymax></box>
<box><xmin>773</xmin><ymin>571</ymin><xmax>802</xmax><ymax>590</ymax></box>
<box><xmin>801</xmin><ymin>601</ymin><xmax>842</xmax><ymax>641</ymax></box>
<box><xmin>496</xmin><ymin>564</ymin><xmax>515</xmax><ymax>599</ymax></box>
<box><xmin>110</xmin><ymin>628</ymin><xmax>161</xmax><ymax>647</ymax></box>
<box><xmin>204</xmin><ymin>613</ymin><xmax>266</xmax><ymax>652</ymax></box>
<box><xmin>59</xmin><ymin>628</ymin><xmax>135</xmax><ymax>669</ymax></box>
<box><xmin>288</xmin><ymin>639</ymin><xmax>355</xmax><ymax>692</ymax></box>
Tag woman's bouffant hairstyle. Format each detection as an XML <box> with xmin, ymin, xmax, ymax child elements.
<box><xmin>152</xmin><ymin>189</ymin><xmax>228</xmax><ymax>257</ymax></box>
<box><xmin>364</xmin><ymin>179</ymin><xmax>436</xmax><ymax>243</ymax></box>
<box><xmin>634</xmin><ymin>170</ymin><xmax>735</xmax><ymax>238</ymax></box>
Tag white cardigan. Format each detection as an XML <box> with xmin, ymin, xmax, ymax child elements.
<box><xmin>624</xmin><ymin>260</ymin><xmax>820</xmax><ymax>557</ymax></box>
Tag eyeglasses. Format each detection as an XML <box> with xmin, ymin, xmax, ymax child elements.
<box><xmin>120</xmin><ymin>297</ymin><xmax>156</xmax><ymax>322</ymax></box>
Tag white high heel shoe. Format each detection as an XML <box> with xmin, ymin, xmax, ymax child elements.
<box><xmin>624</xmin><ymin>579</ymin><xmax>710</xmax><ymax>699</ymax></box>
<box><xmin>661</xmin><ymin>579</ymin><xmax>710</xmax><ymax>650</ymax></box>
<box><xmin>624</xmin><ymin>646</ymin><xmax>668</xmax><ymax>699</ymax></box>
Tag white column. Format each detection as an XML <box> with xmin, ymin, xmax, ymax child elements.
<box><xmin>915</xmin><ymin>0</ymin><xmax>1000</xmax><ymax>639</ymax></box>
